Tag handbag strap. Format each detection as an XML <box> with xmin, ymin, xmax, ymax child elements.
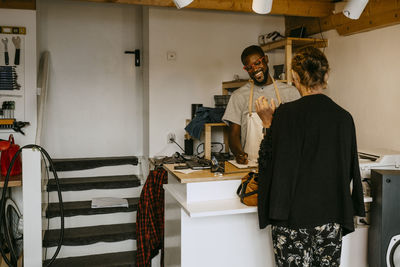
<box><xmin>237</xmin><ymin>172</ymin><xmax>258</xmax><ymax>200</ymax></box>
<box><xmin>237</xmin><ymin>175</ymin><xmax>251</xmax><ymax>197</ymax></box>
<box><xmin>8</xmin><ymin>134</ymin><xmax>14</xmax><ymax>144</ymax></box>
<box><xmin>242</xmin><ymin>191</ymin><xmax>258</xmax><ymax>197</ymax></box>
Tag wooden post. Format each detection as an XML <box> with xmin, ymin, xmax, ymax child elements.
<box><xmin>285</xmin><ymin>39</ymin><xmax>293</xmax><ymax>85</ymax></box>
<box><xmin>223</xmin><ymin>127</ymin><xmax>229</xmax><ymax>153</ymax></box>
<box><xmin>204</xmin><ymin>124</ymin><xmax>212</xmax><ymax>160</ymax></box>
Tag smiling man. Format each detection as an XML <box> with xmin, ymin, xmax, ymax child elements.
<box><xmin>222</xmin><ymin>45</ymin><xmax>300</xmax><ymax>164</ymax></box>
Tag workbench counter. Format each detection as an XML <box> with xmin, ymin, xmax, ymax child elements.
<box><xmin>162</xmin><ymin>163</ymin><xmax>253</xmax><ymax>183</ymax></box>
<box><xmin>163</xmin><ymin>163</ymin><xmax>255</xmax><ymax>218</ymax></box>
<box><xmin>162</xmin><ymin>163</ymin><xmax>368</xmax><ymax>267</ymax></box>
<box><xmin>163</xmin><ymin>163</ymin><xmax>275</xmax><ymax>267</ymax></box>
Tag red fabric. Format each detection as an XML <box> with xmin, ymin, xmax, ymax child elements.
<box><xmin>136</xmin><ymin>168</ymin><xmax>168</xmax><ymax>267</ymax></box>
<box><xmin>1</xmin><ymin>134</ymin><xmax>22</xmax><ymax>176</ymax></box>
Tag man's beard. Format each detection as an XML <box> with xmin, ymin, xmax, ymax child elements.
<box><xmin>251</xmin><ymin>67</ymin><xmax>269</xmax><ymax>86</ymax></box>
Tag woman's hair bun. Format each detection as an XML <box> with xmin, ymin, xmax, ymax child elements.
<box><xmin>292</xmin><ymin>47</ymin><xmax>329</xmax><ymax>89</ymax></box>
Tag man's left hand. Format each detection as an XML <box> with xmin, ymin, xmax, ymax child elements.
<box><xmin>255</xmin><ymin>96</ymin><xmax>275</xmax><ymax>128</ymax></box>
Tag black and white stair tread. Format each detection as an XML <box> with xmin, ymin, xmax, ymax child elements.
<box><xmin>51</xmin><ymin>156</ymin><xmax>139</xmax><ymax>172</ymax></box>
<box><xmin>43</xmin><ymin>223</ymin><xmax>136</xmax><ymax>247</ymax></box>
<box><xmin>46</xmin><ymin>197</ymin><xmax>140</xmax><ymax>218</ymax></box>
<box><xmin>43</xmin><ymin>250</ymin><xmax>136</xmax><ymax>267</ymax></box>
<box><xmin>47</xmin><ymin>175</ymin><xmax>141</xmax><ymax>192</ymax></box>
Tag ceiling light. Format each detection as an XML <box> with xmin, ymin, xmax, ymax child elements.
<box><xmin>343</xmin><ymin>0</ymin><xmax>369</xmax><ymax>20</ymax></box>
<box><xmin>173</xmin><ymin>0</ymin><xmax>194</xmax><ymax>9</ymax></box>
<box><xmin>252</xmin><ymin>0</ymin><xmax>273</xmax><ymax>14</ymax></box>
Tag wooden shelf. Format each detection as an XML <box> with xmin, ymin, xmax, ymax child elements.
<box><xmin>205</xmin><ymin>123</ymin><xmax>226</xmax><ymax>127</ymax></box>
<box><xmin>222</xmin><ymin>79</ymin><xmax>248</xmax><ymax>95</ymax></box>
<box><xmin>260</xmin><ymin>37</ymin><xmax>328</xmax><ymax>84</ymax></box>
<box><xmin>261</xmin><ymin>37</ymin><xmax>328</xmax><ymax>52</ymax></box>
<box><xmin>0</xmin><ymin>174</ymin><xmax>22</xmax><ymax>187</ymax></box>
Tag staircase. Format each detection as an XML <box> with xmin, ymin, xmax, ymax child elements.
<box><xmin>42</xmin><ymin>156</ymin><xmax>142</xmax><ymax>267</ymax></box>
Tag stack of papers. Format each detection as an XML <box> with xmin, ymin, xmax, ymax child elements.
<box><xmin>174</xmin><ymin>169</ymin><xmax>201</xmax><ymax>174</ymax></box>
<box><xmin>91</xmin><ymin>197</ymin><xmax>129</xmax><ymax>209</ymax></box>
<box><xmin>227</xmin><ymin>160</ymin><xmax>258</xmax><ymax>169</ymax></box>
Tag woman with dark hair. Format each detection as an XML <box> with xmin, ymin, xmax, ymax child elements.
<box><xmin>255</xmin><ymin>46</ymin><xmax>365</xmax><ymax>267</ymax></box>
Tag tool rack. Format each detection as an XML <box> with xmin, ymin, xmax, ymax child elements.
<box><xmin>0</xmin><ymin>26</ymin><xmax>26</xmax><ymax>133</ymax></box>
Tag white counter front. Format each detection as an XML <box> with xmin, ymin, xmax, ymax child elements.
<box><xmin>163</xmin><ymin>164</ymin><xmax>369</xmax><ymax>267</ymax></box>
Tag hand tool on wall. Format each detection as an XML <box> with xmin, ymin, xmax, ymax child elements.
<box><xmin>0</xmin><ymin>118</ymin><xmax>29</xmax><ymax>134</ymax></box>
<box><xmin>1</xmin><ymin>38</ymin><xmax>9</xmax><ymax>65</ymax></box>
<box><xmin>12</xmin><ymin>121</ymin><xmax>29</xmax><ymax>135</ymax></box>
<box><xmin>11</xmin><ymin>37</ymin><xmax>20</xmax><ymax>65</ymax></box>
<box><xmin>0</xmin><ymin>66</ymin><xmax>20</xmax><ymax>90</ymax></box>
<box><xmin>1</xmin><ymin>101</ymin><xmax>16</xmax><ymax>118</ymax></box>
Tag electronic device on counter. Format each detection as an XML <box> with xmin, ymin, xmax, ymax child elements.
<box><xmin>359</xmin><ymin>148</ymin><xmax>400</xmax><ymax>178</ymax></box>
<box><xmin>187</xmin><ymin>160</ymin><xmax>211</xmax><ymax>170</ymax></box>
<box><xmin>211</xmin><ymin>152</ymin><xmax>234</xmax><ymax>163</ymax></box>
<box><xmin>171</xmin><ymin>152</ymin><xmax>212</xmax><ymax>170</ymax></box>
<box><xmin>211</xmin><ymin>155</ymin><xmax>224</xmax><ymax>173</ymax></box>
<box><xmin>174</xmin><ymin>164</ymin><xmax>189</xmax><ymax>170</ymax></box>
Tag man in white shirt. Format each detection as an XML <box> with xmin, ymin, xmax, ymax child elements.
<box><xmin>222</xmin><ymin>45</ymin><xmax>300</xmax><ymax>164</ymax></box>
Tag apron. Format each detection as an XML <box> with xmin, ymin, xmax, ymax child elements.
<box><xmin>243</xmin><ymin>75</ymin><xmax>282</xmax><ymax>162</ymax></box>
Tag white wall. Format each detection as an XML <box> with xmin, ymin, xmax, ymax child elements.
<box><xmin>323</xmin><ymin>25</ymin><xmax>400</xmax><ymax>152</ymax></box>
<box><xmin>147</xmin><ymin>8</ymin><xmax>285</xmax><ymax>156</ymax></box>
<box><xmin>37</xmin><ymin>0</ymin><xmax>143</xmax><ymax>158</ymax></box>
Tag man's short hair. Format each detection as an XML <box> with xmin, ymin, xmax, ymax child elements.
<box><xmin>241</xmin><ymin>45</ymin><xmax>265</xmax><ymax>65</ymax></box>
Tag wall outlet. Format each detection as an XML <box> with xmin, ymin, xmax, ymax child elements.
<box><xmin>167</xmin><ymin>133</ymin><xmax>176</xmax><ymax>144</ymax></box>
<box><xmin>167</xmin><ymin>51</ymin><xmax>176</xmax><ymax>61</ymax></box>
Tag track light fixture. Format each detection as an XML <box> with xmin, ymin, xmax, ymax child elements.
<box><xmin>252</xmin><ymin>0</ymin><xmax>273</xmax><ymax>14</ymax></box>
<box><xmin>343</xmin><ymin>0</ymin><xmax>369</xmax><ymax>20</ymax></box>
<box><xmin>173</xmin><ymin>0</ymin><xmax>194</xmax><ymax>9</ymax></box>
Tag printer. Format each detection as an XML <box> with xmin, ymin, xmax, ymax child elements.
<box><xmin>359</xmin><ymin>148</ymin><xmax>400</xmax><ymax>179</ymax></box>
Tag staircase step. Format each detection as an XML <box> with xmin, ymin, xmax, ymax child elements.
<box><xmin>43</xmin><ymin>250</ymin><xmax>136</xmax><ymax>267</ymax></box>
<box><xmin>46</xmin><ymin>197</ymin><xmax>139</xmax><ymax>218</ymax></box>
<box><xmin>51</xmin><ymin>156</ymin><xmax>139</xmax><ymax>172</ymax></box>
<box><xmin>44</xmin><ymin>240</ymin><xmax>136</xmax><ymax>260</ymax></box>
<box><xmin>47</xmin><ymin>175</ymin><xmax>141</xmax><ymax>192</ymax></box>
<box><xmin>47</xmin><ymin>211</ymin><xmax>136</xmax><ymax>230</ymax></box>
<box><xmin>50</xmin><ymin>165</ymin><xmax>139</xmax><ymax>179</ymax></box>
<box><xmin>48</xmin><ymin>187</ymin><xmax>142</xmax><ymax>203</ymax></box>
<box><xmin>43</xmin><ymin>223</ymin><xmax>136</xmax><ymax>247</ymax></box>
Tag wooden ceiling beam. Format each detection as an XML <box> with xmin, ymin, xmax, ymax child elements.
<box><xmin>286</xmin><ymin>0</ymin><xmax>400</xmax><ymax>36</ymax></box>
<box><xmin>69</xmin><ymin>0</ymin><xmax>334</xmax><ymax>17</ymax></box>
<box><xmin>336</xmin><ymin>8</ymin><xmax>400</xmax><ymax>35</ymax></box>
<box><xmin>0</xmin><ymin>0</ymin><xmax>36</xmax><ymax>10</ymax></box>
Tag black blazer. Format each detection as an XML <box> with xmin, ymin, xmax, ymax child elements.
<box><xmin>257</xmin><ymin>94</ymin><xmax>365</xmax><ymax>236</ymax></box>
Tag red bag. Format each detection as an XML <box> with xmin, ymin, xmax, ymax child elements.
<box><xmin>1</xmin><ymin>134</ymin><xmax>22</xmax><ymax>176</ymax></box>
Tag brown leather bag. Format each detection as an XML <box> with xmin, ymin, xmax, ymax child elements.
<box><xmin>236</xmin><ymin>172</ymin><xmax>258</xmax><ymax>206</ymax></box>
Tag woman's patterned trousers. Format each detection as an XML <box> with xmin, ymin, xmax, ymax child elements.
<box><xmin>271</xmin><ymin>223</ymin><xmax>342</xmax><ymax>267</ymax></box>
